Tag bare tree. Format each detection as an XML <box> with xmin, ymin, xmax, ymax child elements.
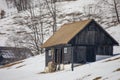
<box><xmin>100</xmin><ymin>0</ymin><xmax>120</xmax><ymax>23</ymax></box>
<box><xmin>13</xmin><ymin>0</ymin><xmax>31</xmax><ymax>12</ymax></box>
<box><xmin>113</xmin><ymin>0</ymin><xmax>120</xmax><ymax>23</ymax></box>
<box><xmin>6</xmin><ymin>1</ymin><xmax>45</xmax><ymax>55</ymax></box>
<box><xmin>24</xmin><ymin>2</ymin><xmax>45</xmax><ymax>54</ymax></box>
<box><xmin>45</xmin><ymin>0</ymin><xmax>57</xmax><ymax>34</ymax></box>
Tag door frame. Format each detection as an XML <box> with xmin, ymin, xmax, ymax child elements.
<box><xmin>86</xmin><ymin>46</ymin><xmax>96</xmax><ymax>62</ymax></box>
<box><xmin>54</xmin><ymin>48</ymin><xmax>64</xmax><ymax>64</ymax></box>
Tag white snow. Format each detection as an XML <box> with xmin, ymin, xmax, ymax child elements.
<box><xmin>0</xmin><ymin>54</ymin><xmax>120</xmax><ymax>80</ymax></box>
<box><xmin>0</xmin><ymin>0</ymin><xmax>120</xmax><ymax>80</ymax></box>
<box><xmin>0</xmin><ymin>0</ymin><xmax>17</xmax><ymax>17</ymax></box>
<box><xmin>2</xmin><ymin>50</ymin><xmax>16</xmax><ymax>58</ymax></box>
<box><xmin>106</xmin><ymin>25</ymin><xmax>120</xmax><ymax>54</ymax></box>
<box><xmin>58</xmin><ymin>0</ymin><xmax>95</xmax><ymax>14</ymax></box>
<box><xmin>0</xmin><ymin>0</ymin><xmax>8</xmax><ymax>11</ymax></box>
<box><xmin>96</xmin><ymin>55</ymin><xmax>111</xmax><ymax>61</ymax></box>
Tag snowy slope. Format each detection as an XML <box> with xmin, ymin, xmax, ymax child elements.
<box><xmin>0</xmin><ymin>54</ymin><xmax>120</xmax><ymax>80</ymax></box>
<box><xmin>106</xmin><ymin>25</ymin><xmax>120</xmax><ymax>54</ymax></box>
<box><xmin>0</xmin><ymin>0</ymin><xmax>7</xmax><ymax>10</ymax></box>
<box><xmin>0</xmin><ymin>0</ymin><xmax>96</xmax><ymax>48</ymax></box>
<box><xmin>0</xmin><ymin>0</ymin><xmax>17</xmax><ymax>17</ymax></box>
<box><xmin>58</xmin><ymin>0</ymin><xmax>95</xmax><ymax>14</ymax></box>
<box><xmin>0</xmin><ymin>15</ymin><xmax>29</xmax><ymax>46</ymax></box>
<box><xmin>0</xmin><ymin>0</ymin><xmax>120</xmax><ymax>79</ymax></box>
<box><xmin>0</xmin><ymin>0</ymin><xmax>119</xmax><ymax>46</ymax></box>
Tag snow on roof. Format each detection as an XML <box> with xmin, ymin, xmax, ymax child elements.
<box><xmin>1</xmin><ymin>50</ymin><xmax>16</xmax><ymax>58</ymax></box>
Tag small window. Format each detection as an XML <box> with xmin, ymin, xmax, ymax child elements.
<box><xmin>48</xmin><ymin>49</ymin><xmax>54</xmax><ymax>56</ymax></box>
<box><xmin>64</xmin><ymin>48</ymin><xmax>67</xmax><ymax>53</ymax></box>
<box><xmin>48</xmin><ymin>50</ymin><xmax>52</xmax><ymax>56</ymax></box>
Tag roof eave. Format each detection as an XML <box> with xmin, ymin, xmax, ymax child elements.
<box><xmin>41</xmin><ymin>43</ymin><xmax>68</xmax><ymax>48</ymax></box>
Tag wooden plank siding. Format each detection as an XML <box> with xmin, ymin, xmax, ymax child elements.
<box><xmin>45</xmin><ymin>47</ymin><xmax>72</xmax><ymax>66</ymax></box>
<box><xmin>96</xmin><ymin>46</ymin><xmax>113</xmax><ymax>55</ymax></box>
<box><xmin>69</xmin><ymin>21</ymin><xmax>114</xmax><ymax>46</ymax></box>
<box><xmin>63</xmin><ymin>47</ymin><xmax>71</xmax><ymax>64</ymax></box>
<box><xmin>66</xmin><ymin>21</ymin><xmax>114</xmax><ymax>63</ymax></box>
<box><xmin>73</xmin><ymin>46</ymin><xmax>86</xmax><ymax>63</ymax></box>
<box><xmin>44</xmin><ymin>20</ymin><xmax>118</xmax><ymax>67</ymax></box>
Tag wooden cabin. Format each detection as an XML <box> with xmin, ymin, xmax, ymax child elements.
<box><xmin>0</xmin><ymin>47</ymin><xmax>33</xmax><ymax>65</ymax></box>
<box><xmin>41</xmin><ymin>19</ymin><xmax>119</xmax><ymax>67</ymax></box>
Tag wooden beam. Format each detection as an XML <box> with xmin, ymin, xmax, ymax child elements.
<box><xmin>71</xmin><ymin>47</ymin><xmax>74</xmax><ymax>71</ymax></box>
<box><xmin>45</xmin><ymin>49</ymin><xmax>48</xmax><ymax>66</ymax></box>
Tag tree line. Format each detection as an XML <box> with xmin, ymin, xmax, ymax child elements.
<box><xmin>5</xmin><ymin>0</ymin><xmax>120</xmax><ymax>55</ymax></box>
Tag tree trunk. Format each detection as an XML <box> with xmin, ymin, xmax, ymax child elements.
<box><xmin>114</xmin><ymin>0</ymin><xmax>120</xmax><ymax>23</ymax></box>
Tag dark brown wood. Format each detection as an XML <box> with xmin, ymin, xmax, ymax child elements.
<box><xmin>73</xmin><ymin>46</ymin><xmax>86</xmax><ymax>63</ymax></box>
<box><xmin>45</xmin><ymin>20</ymin><xmax>118</xmax><ymax>67</ymax></box>
<box><xmin>69</xmin><ymin>21</ymin><xmax>117</xmax><ymax>45</ymax></box>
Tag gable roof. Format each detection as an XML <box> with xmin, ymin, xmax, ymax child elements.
<box><xmin>41</xmin><ymin>19</ymin><xmax>92</xmax><ymax>48</ymax></box>
<box><xmin>41</xmin><ymin>19</ymin><xmax>119</xmax><ymax>48</ymax></box>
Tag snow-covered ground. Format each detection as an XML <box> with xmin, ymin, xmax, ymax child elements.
<box><xmin>0</xmin><ymin>0</ymin><xmax>120</xmax><ymax>80</ymax></box>
<box><xmin>106</xmin><ymin>25</ymin><xmax>120</xmax><ymax>54</ymax></box>
<box><xmin>0</xmin><ymin>54</ymin><xmax>120</xmax><ymax>80</ymax></box>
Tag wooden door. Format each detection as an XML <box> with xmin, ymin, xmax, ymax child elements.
<box><xmin>86</xmin><ymin>46</ymin><xmax>96</xmax><ymax>62</ymax></box>
<box><xmin>74</xmin><ymin>46</ymin><xmax>86</xmax><ymax>63</ymax></box>
<box><xmin>54</xmin><ymin>48</ymin><xmax>63</xmax><ymax>64</ymax></box>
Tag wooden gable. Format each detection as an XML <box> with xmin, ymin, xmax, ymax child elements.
<box><xmin>69</xmin><ymin>20</ymin><xmax>119</xmax><ymax>46</ymax></box>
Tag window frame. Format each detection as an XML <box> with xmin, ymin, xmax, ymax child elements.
<box><xmin>64</xmin><ymin>47</ymin><xmax>67</xmax><ymax>54</ymax></box>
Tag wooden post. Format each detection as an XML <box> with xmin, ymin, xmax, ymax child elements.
<box><xmin>57</xmin><ymin>48</ymin><xmax>60</xmax><ymax>70</ymax></box>
<box><xmin>45</xmin><ymin>49</ymin><xmax>47</xmax><ymax>67</ymax></box>
<box><xmin>45</xmin><ymin>49</ymin><xmax>48</xmax><ymax>66</ymax></box>
<box><xmin>62</xmin><ymin>47</ymin><xmax>64</xmax><ymax>70</ymax></box>
<box><xmin>71</xmin><ymin>47</ymin><xmax>74</xmax><ymax>71</ymax></box>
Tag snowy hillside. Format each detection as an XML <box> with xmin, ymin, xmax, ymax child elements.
<box><xmin>0</xmin><ymin>0</ymin><xmax>120</xmax><ymax>79</ymax></box>
<box><xmin>0</xmin><ymin>0</ymin><xmax>119</xmax><ymax>47</ymax></box>
<box><xmin>106</xmin><ymin>25</ymin><xmax>120</xmax><ymax>54</ymax></box>
<box><xmin>0</xmin><ymin>0</ymin><xmax>17</xmax><ymax>17</ymax></box>
<box><xmin>0</xmin><ymin>53</ymin><xmax>120</xmax><ymax>80</ymax></box>
<box><xmin>0</xmin><ymin>0</ymin><xmax>96</xmax><ymax>46</ymax></box>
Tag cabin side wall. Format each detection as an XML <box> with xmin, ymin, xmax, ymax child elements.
<box><xmin>63</xmin><ymin>47</ymin><xmax>71</xmax><ymax>64</ymax></box>
<box><xmin>96</xmin><ymin>46</ymin><xmax>113</xmax><ymax>55</ymax></box>
<box><xmin>73</xmin><ymin>46</ymin><xmax>86</xmax><ymax>63</ymax></box>
<box><xmin>45</xmin><ymin>47</ymin><xmax>72</xmax><ymax>66</ymax></box>
<box><xmin>69</xmin><ymin>21</ymin><xmax>115</xmax><ymax>46</ymax></box>
<box><xmin>69</xmin><ymin>21</ymin><xmax>114</xmax><ymax>56</ymax></box>
<box><xmin>45</xmin><ymin>48</ymin><xmax>53</xmax><ymax>66</ymax></box>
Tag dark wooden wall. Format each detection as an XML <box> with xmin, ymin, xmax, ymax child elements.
<box><xmin>63</xmin><ymin>47</ymin><xmax>71</xmax><ymax>64</ymax></box>
<box><xmin>73</xmin><ymin>46</ymin><xmax>86</xmax><ymax>63</ymax></box>
<box><xmin>45</xmin><ymin>21</ymin><xmax>116</xmax><ymax>66</ymax></box>
<box><xmin>96</xmin><ymin>46</ymin><xmax>113</xmax><ymax>55</ymax></box>
<box><xmin>45</xmin><ymin>48</ymin><xmax>53</xmax><ymax>66</ymax></box>
<box><xmin>69</xmin><ymin>21</ymin><xmax>116</xmax><ymax>45</ymax></box>
<box><xmin>45</xmin><ymin>47</ymin><xmax>72</xmax><ymax>66</ymax></box>
<box><xmin>68</xmin><ymin>21</ymin><xmax>114</xmax><ymax>62</ymax></box>
<box><xmin>67</xmin><ymin>21</ymin><xmax>115</xmax><ymax>62</ymax></box>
